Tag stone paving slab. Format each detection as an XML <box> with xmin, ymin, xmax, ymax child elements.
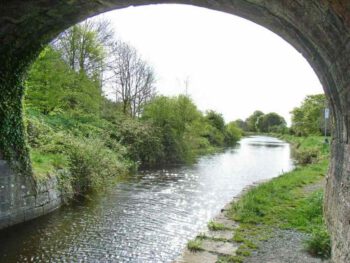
<box><xmin>206</xmin><ymin>230</ymin><xmax>233</xmax><ymax>240</ymax></box>
<box><xmin>201</xmin><ymin>239</ymin><xmax>238</xmax><ymax>255</ymax></box>
<box><xmin>176</xmin><ymin>250</ymin><xmax>218</xmax><ymax>263</ymax></box>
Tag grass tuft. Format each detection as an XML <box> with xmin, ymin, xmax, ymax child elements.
<box><xmin>187</xmin><ymin>239</ymin><xmax>203</xmax><ymax>252</ymax></box>
<box><xmin>304</xmin><ymin>226</ymin><xmax>331</xmax><ymax>259</ymax></box>
<box><xmin>208</xmin><ymin>220</ymin><xmax>230</xmax><ymax>231</ymax></box>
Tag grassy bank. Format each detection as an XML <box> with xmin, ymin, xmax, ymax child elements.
<box><xmin>26</xmin><ymin>105</ymin><xmax>242</xmax><ymax>197</ymax></box>
<box><xmin>187</xmin><ymin>135</ymin><xmax>331</xmax><ymax>263</ymax></box>
<box><xmin>226</xmin><ymin>135</ymin><xmax>330</xmax><ymax>262</ymax></box>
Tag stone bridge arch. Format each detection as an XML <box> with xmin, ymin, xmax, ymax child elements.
<box><xmin>0</xmin><ymin>1</ymin><xmax>350</xmax><ymax>261</ymax></box>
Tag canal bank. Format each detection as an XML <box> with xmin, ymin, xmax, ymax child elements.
<box><xmin>0</xmin><ymin>136</ymin><xmax>293</xmax><ymax>262</ymax></box>
<box><xmin>179</xmin><ymin>135</ymin><xmax>330</xmax><ymax>263</ymax></box>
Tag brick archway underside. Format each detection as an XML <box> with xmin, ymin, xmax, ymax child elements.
<box><xmin>1</xmin><ymin>1</ymin><xmax>350</xmax><ymax>261</ymax></box>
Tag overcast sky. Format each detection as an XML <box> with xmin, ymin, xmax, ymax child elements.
<box><xmin>101</xmin><ymin>4</ymin><xmax>323</xmax><ymax>125</ymax></box>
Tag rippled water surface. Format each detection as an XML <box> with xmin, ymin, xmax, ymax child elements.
<box><xmin>0</xmin><ymin>136</ymin><xmax>294</xmax><ymax>263</ymax></box>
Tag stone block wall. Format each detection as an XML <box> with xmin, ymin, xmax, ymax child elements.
<box><xmin>0</xmin><ymin>160</ymin><xmax>62</xmax><ymax>230</ymax></box>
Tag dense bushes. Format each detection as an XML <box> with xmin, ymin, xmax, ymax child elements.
<box><xmin>25</xmin><ymin>97</ymin><xmax>243</xmax><ymax>195</ymax></box>
<box><xmin>26</xmin><ymin>112</ymin><xmax>130</xmax><ymax>193</ymax></box>
<box><xmin>225</xmin><ymin>122</ymin><xmax>244</xmax><ymax>146</ymax></box>
<box><xmin>24</xmin><ymin>36</ymin><xmax>243</xmax><ymax>196</ymax></box>
<box><xmin>116</xmin><ymin>118</ymin><xmax>164</xmax><ymax>167</ymax></box>
<box><xmin>68</xmin><ymin>138</ymin><xmax>129</xmax><ymax>194</ymax></box>
<box><xmin>142</xmin><ymin>96</ymin><xmax>242</xmax><ymax>164</ymax></box>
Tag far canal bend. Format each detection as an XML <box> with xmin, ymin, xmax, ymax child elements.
<box><xmin>0</xmin><ymin>136</ymin><xmax>293</xmax><ymax>263</ymax></box>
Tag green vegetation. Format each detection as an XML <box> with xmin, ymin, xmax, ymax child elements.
<box><xmin>279</xmin><ymin>135</ymin><xmax>330</xmax><ymax>165</ymax></box>
<box><xmin>23</xmin><ymin>17</ymin><xmax>331</xmax><ymax>261</ymax></box>
<box><xmin>207</xmin><ymin>220</ymin><xmax>230</xmax><ymax>231</ymax></box>
<box><xmin>185</xmin><ymin>93</ymin><xmax>331</xmax><ymax>261</ymax></box>
<box><xmin>235</xmin><ymin>94</ymin><xmax>329</xmax><ymax>136</ymax></box>
<box><xmin>187</xmin><ymin>238</ymin><xmax>204</xmax><ymax>252</ymax></box>
<box><xmin>290</xmin><ymin>94</ymin><xmax>329</xmax><ymax>136</ymax></box>
<box><xmin>217</xmin><ymin>255</ymin><xmax>244</xmax><ymax>263</ymax></box>
<box><xmin>227</xmin><ymin>135</ymin><xmax>331</xmax><ymax>260</ymax></box>
<box><xmin>24</xmin><ymin>20</ymin><xmax>243</xmax><ymax>196</ymax></box>
<box><xmin>304</xmin><ymin>224</ymin><xmax>331</xmax><ymax>259</ymax></box>
<box><xmin>236</xmin><ymin>110</ymin><xmax>287</xmax><ymax>134</ymax></box>
<box><xmin>256</xmin><ymin>112</ymin><xmax>287</xmax><ymax>134</ymax></box>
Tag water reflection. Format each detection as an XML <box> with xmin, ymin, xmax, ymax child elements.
<box><xmin>0</xmin><ymin>136</ymin><xmax>293</xmax><ymax>263</ymax></box>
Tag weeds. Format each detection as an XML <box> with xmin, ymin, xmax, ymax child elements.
<box><xmin>208</xmin><ymin>220</ymin><xmax>230</xmax><ymax>231</ymax></box>
<box><xmin>304</xmin><ymin>226</ymin><xmax>331</xmax><ymax>259</ymax></box>
<box><xmin>187</xmin><ymin>239</ymin><xmax>203</xmax><ymax>252</ymax></box>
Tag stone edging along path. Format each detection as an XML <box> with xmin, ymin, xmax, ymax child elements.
<box><xmin>174</xmin><ymin>182</ymin><xmax>259</xmax><ymax>263</ymax></box>
<box><xmin>175</xmin><ymin>180</ymin><xmax>329</xmax><ymax>263</ymax></box>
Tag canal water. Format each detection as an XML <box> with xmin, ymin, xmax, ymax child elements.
<box><xmin>0</xmin><ymin>136</ymin><xmax>294</xmax><ymax>263</ymax></box>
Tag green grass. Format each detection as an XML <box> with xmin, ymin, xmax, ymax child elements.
<box><xmin>31</xmin><ymin>150</ymin><xmax>68</xmax><ymax>180</ymax></box>
<box><xmin>226</xmin><ymin>135</ymin><xmax>331</xmax><ymax>259</ymax></box>
<box><xmin>229</xmin><ymin>160</ymin><xmax>327</xmax><ymax>226</ymax></box>
<box><xmin>187</xmin><ymin>238</ymin><xmax>204</xmax><ymax>252</ymax></box>
<box><xmin>217</xmin><ymin>255</ymin><xmax>244</xmax><ymax>263</ymax></box>
<box><xmin>304</xmin><ymin>226</ymin><xmax>331</xmax><ymax>259</ymax></box>
<box><xmin>278</xmin><ymin>134</ymin><xmax>330</xmax><ymax>164</ymax></box>
<box><xmin>207</xmin><ymin>220</ymin><xmax>230</xmax><ymax>231</ymax></box>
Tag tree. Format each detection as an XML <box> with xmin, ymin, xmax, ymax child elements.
<box><xmin>203</xmin><ymin>110</ymin><xmax>226</xmax><ymax>146</ymax></box>
<box><xmin>224</xmin><ymin>122</ymin><xmax>243</xmax><ymax>146</ymax></box>
<box><xmin>53</xmin><ymin>19</ymin><xmax>113</xmax><ymax>79</ymax></box>
<box><xmin>256</xmin><ymin>112</ymin><xmax>286</xmax><ymax>133</ymax></box>
<box><xmin>205</xmin><ymin>110</ymin><xmax>225</xmax><ymax>132</ymax></box>
<box><xmin>25</xmin><ymin>47</ymin><xmax>101</xmax><ymax>115</ymax></box>
<box><xmin>142</xmin><ymin>95</ymin><xmax>203</xmax><ymax>163</ymax></box>
<box><xmin>234</xmin><ymin>119</ymin><xmax>248</xmax><ymax>132</ymax></box>
<box><xmin>290</xmin><ymin>94</ymin><xmax>329</xmax><ymax>136</ymax></box>
<box><xmin>245</xmin><ymin>111</ymin><xmax>264</xmax><ymax>132</ymax></box>
<box><xmin>110</xmin><ymin>40</ymin><xmax>156</xmax><ymax>117</ymax></box>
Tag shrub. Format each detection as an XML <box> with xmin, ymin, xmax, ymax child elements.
<box><xmin>26</xmin><ymin>116</ymin><xmax>55</xmax><ymax>148</ymax></box>
<box><xmin>224</xmin><ymin>122</ymin><xmax>243</xmax><ymax>146</ymax></box>
<box><xmin>293</xmin><ymin>147</ymin><xmax>319</xmax><ymax>165</ymax></box>
<box><xmin>68</xmin><ymin>138</ymin><xmax>129</xmax><ymax>195</ymax></box>
<box><xmin>117</xmin><ymin>119</ymin><xmax>164</xmax><ymax>167</ymax></box>
<box><xmin>304</xmin><ymin>227</ymin><xmax>331</xmax><ymax>259</ymax></box>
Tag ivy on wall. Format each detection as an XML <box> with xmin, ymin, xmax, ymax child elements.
<box><xmin>0</xmin><ymin>60</ymin><xmax>34</xmax><ymax>181</ymax></box>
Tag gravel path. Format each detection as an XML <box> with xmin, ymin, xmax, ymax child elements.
<box><xmin>177</xmin><ymin>180</ymin><xmax>330</xmax><ymax>263</ymax></box>
<box><xmin>244</xmin><ymin>229</ymin><xmax>329</xmax><ymax>263</ymax></box>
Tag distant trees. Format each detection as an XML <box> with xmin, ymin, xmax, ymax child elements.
<box><xmin>109</xmin><ymin>41</ymin><xmax>156</xmax><ymax>117</ymax></box>
<box><xmin>290</xmin><ymin>94</ymin><xmax>329</xmax><ymax>136</ymax></box>
<box><xmin>233</xmin><ymin>111</ymin><xmax>287</xmax><ymax>134</ymax></box>
<box><xmin>234</xmin><ymin>93</ymin><xmax>329</xmax><ymax>136</ymax></box>
<box><xmin>142</xmin><ymin>96</ymin><xmax>242</xmax><ymax>164</ymax></box>
<box><xmin>234</xmin><ymin>119</ymin><xmax>248</xmax><ymax>132</ymax></box>
<box><xmin>246</xmin><ymin>110</ymin><xmax>264</xmax><ymax>132</ymax></box>
<box><xmin>256</xmin><ymin>112</ymin><xmax>287</xmax><ymax>133</ymax></box>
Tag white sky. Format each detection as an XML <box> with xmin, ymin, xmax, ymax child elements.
<box><xmin>101</xmin><ymin>4</ymin><xmax>323</xmax><ymax>125</ymax></box>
